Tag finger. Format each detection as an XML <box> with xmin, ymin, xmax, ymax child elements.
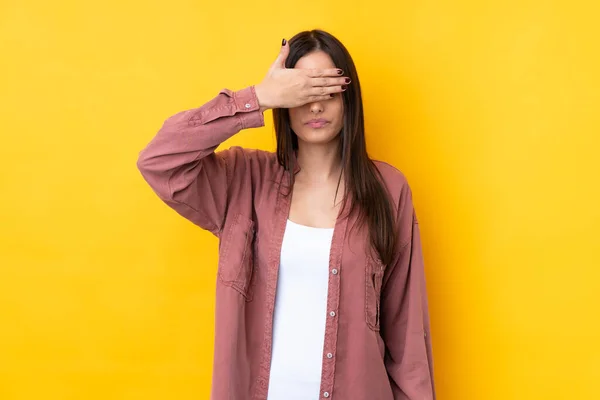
<box><xmin>306</xmin><ymin>94</ymin><xmax>339</xmax><ymax>103</ymax></box>
<box><xmin>306</xmin><ymin>68</ymin><xmax>345</xmax><ymax>78</ymax></box>
<box><xmin>271</xmin><ymin>38</ymin><xmax>290</xmax><ymax>70</ymax></box>
<box><xmin>308</xmin><ymin>85</ymin><xmax>347</xmax><ymax>97</ymax></box>
<box><xmin>310</xmin><ymin>77</ymin><xmax>351</xmax><ymax>88</ymax></box>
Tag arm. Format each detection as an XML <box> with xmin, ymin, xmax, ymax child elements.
<box><xmin>136</xmin><ymin>39</ymin><xmax>349</xmax><ymax>235</ymax></box>
<box><xmin>380</xmin><ymin>186</ymin><xmax>436</xmax><ymax>399</ymax></box>
<box><xmin>136</xmin><ymin>86</ymin><xmax>264</xmax><ymax>236</ymax></box>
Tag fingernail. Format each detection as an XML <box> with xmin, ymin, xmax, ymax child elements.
<box><xmin>337</xmin><ymin>69</ymin><xmax>343</xmax><ymax>75</ymax></box>
<box><xmin>282</xmin><ymin>38</ymin><xmax>287</xmax><ymax>46</ymax></box>
<box><xmin>342</xmin><ymin>85</ymin><xmax>348</xmax><ymax>91</ymax></box>
<box><xmin>345</xmin><ymin>78</ymin><xmax>351</xmax><ymax>84</ymax></box>
<box><xmin>330</xmin><ymin>94</ymin><xmax>335</xmax><ymax>97</ymax></box>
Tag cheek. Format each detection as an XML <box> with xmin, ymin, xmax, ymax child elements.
<box><xmin>328</xmin><ymin>94</ymin><xmax>344</xmax><ymax>115</ymax></box>
<box><xmin>331</xmin><ymin>100</ymin><xmax>344</xmax><ymax>126</ymax></box>
<box><xmin>288</xmin><ymin>108</ymin><xmax>307</xmax><ymax>133</ymax></box>
<box><xmin>335</xmin><ymin>103</ymin><xmax>344</xmax><ymax>120</ymax></box>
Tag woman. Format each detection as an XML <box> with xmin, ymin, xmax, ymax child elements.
<box><xmin>137</xmin><ymin>30</ymin><xmax>435</xmax><ymax>400</ymax></box>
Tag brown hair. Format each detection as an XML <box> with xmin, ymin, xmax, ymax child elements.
<box><xmin>273</xmin><ymin>29</ymin><xmax>397</xmax><ymax>266</ymax></box>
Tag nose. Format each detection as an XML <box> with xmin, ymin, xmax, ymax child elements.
<box><xmin>310</xmin><ymin>101</ymin><xmax>324</xmax><ymax>114</ymax></box>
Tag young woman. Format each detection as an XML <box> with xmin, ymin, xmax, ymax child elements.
<box><xmin>137</xmin><ymin>30</ymin><xmax>435</xmax><ymax>400</ymax></box>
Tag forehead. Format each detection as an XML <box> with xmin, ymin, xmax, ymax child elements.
<box><xmin>294</xmin><ymin>50</ymin><xmax>336</xmax><ymax>69</ymax></box>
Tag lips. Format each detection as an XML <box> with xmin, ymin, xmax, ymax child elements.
<box><xmin>306</xmin><ymin>118</ymin><xmax>329</xmax><ymax>128</ymax></box>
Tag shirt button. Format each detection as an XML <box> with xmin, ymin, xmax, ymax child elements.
<box><xmin>327</xmin><ymin>353</ymin><xmax>333</xmax><ymax>359</ymax></box>
<box><xmin>330</xmin><ymin>311</ymin><xmax>336</xmax><ymax>317</ymax></box>
<box><xmin>331</xmin><ymin>269</ymin><xmax>338</xmax><ymax>275</ymax></box>
<box><xmin>323</xmin><ymin>392</ymin><xmax>330</xmax><ymax>398</ymax></box>
<box><xmin>245</xmin><ymin>103</ymin><xmax>251</xmax><ymax>109</ymax></box>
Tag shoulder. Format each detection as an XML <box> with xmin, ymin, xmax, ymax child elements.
<box><xmin>230</xmin><ymin>146</ymin><xmax>278</xmax><ymax>166</ymax></box>
<box><xmin>224</xmin><ymin>146</ymin><xmax>277</xmax><ymax>162</ymax></box>
<box><xmin>371</xmin><ymin>159</ymin><xmax>416</xmax><ymax>229</ymax></box>
<box><xmin>372</xmin><ymin>159</ymin><xmax>411</xmax><ymax>198</ymax></box>
<box><xmin>218</xmin><ymin>146</ymin><xmax>281</xmax><ymax>176</ymax></box>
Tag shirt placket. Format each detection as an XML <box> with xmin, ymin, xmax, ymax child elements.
<box><xmin>253</xmin><ymin>173</ymin><xmax>295</xmax><ymax>399</ymax></box>
<box><xmin>318</xmin><ymin>208</ymin><xmax>349</xmax><ymax>399</ymax></box>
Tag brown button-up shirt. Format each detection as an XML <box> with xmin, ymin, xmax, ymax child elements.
<box><xmin>136</xmin><ymin>86</ymin><xmax>436</xmax><ymax>400</ymax></box>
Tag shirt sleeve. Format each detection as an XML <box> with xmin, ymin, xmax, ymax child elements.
<box><xmin>380</xmin><ymin>184</ymin><xmax>436</xmax><ymax>400</ymax></box>
<box><xmin>136</xmin><ymin>86</ymin><xmax>264</xmax><ymax>236</ymax></box>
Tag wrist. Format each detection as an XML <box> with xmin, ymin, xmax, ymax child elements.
<box><xmin>254</xmin><ymin>83</ymin><xmax>271</xmax><ymax>113</ymax></box>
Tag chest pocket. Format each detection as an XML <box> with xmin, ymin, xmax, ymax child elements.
<box><xmin>218</xmin><ymin>213</ymin><xmax>256</xmax><ymax>301</ymax></box>
<box><xmin>365</xmin><ymin>255</ymin><xmax>385</xmax><ymax>331</ymax></box>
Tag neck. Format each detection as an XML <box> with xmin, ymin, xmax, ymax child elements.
<box><xmin>295</xmin><ymin>138</ymin><xmax>343</xmax><ymax>184</ymax></box>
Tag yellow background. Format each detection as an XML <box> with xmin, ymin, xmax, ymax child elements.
<box><xmin>1</xmin><ymin>0</ymin><xmax>599</xmax><ymax>399</ymax></box>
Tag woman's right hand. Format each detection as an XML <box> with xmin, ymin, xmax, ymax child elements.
<box><xmin>254</xmin><ymin>39</ymin><xmax>349</xmax><ymax>112</ymax></box>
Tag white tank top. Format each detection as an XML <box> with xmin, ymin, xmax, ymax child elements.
<box><xmin>266</xmin><ymin>219</ymin><xmax>335</xmax><ymax>400</ymax></box>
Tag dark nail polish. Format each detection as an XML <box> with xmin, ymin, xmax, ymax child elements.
<box><xmin>345</xmin><ymin>78</ymin><xmax>351</xmax><ymax>84</ymax></box>
<box><xmin>342</xmin><ymin>85</ymin><xmax>348</xmax><ymax>91</ymax></box>
<box><xmin>330</xmin><ymin>94</ymin><xmax>335</xmax><ymax>97</ymax></box>
<box><xmin>337</xmin><ymin>69</ymin><xmax>343</xmax><ymax>75</ymax></box>
<box><xmin>282</xmin><ymin>38</ymin><xmax>287</xmax><ymax>46</ymax></box>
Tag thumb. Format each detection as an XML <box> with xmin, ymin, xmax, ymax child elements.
<box><xmin>271</xmin><ymin>38</ymin><xmax>289</xmax><ymax>70</ymax></box>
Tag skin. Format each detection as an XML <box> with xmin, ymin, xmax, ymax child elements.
<box><xmin>288</xmin><ymin>51</ymin><xmax>346</xmax><ymax>229</ymax></box>
<box><xmin>289</xmin><ymin>51</ymin><xmax>345</xmax><ymax>148</ymax></box>
<box><xmin>255</xmin><ymin>42</ymin><xmax>351</xmax><ymax>228</ymax></box>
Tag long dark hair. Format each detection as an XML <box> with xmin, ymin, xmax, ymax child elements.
<box><xmin>273</xmin><ymin>29</ymin><xmax>397</xmax><ymax>267</ymax></box>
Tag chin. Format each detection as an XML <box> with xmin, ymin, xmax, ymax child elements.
<box><xmin>296</xmin><ymin>128</ymin><xmax>341</xmax><ymax>145</ymax></box>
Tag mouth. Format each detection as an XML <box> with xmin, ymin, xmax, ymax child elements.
<box><xmin>305</xmin><ymin>119</ymin><xmax>330</xmax><ymax>128</ymax></box>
